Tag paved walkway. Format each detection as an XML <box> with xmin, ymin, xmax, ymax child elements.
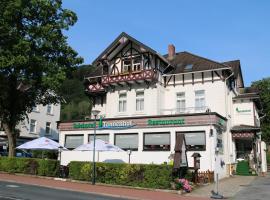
<box><xmin>232</xmin><ymin>175</ymin><xmax>270</xmax><ymax>200</ymax></box>
<box><xmin>185</xmin><ymin>175</ymin><xmax>256</xmax><ymax>199</ymax></box>
<box><xmin>0</xmin><ymin>173</ymin><xmax>209</xmax><ymax>200</ymax></box>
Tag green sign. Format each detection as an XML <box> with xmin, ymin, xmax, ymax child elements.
<box><xmin>73</xmin><ymin>117</ymin><xmax>135</xmax><ymax>129</ymax></box>
<box><xmin>148</xmin><ymin>119</ymin><xmax>185</xmax><ymax>126</ymax></box>
<box><xmin>73</xmin><ymin>123</ymin><xmax>95</xmax><ymax>129</ymax></box>
<box><xmin>236</xmin><ymin>107</ymin><xmax>251</xmax><ymax>113</ymax></box>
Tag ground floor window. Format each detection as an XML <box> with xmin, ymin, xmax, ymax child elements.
<box><xmin>178</xmin><ymin>131</ymin><xmax>206</xmax><ymax>151</ymax></box>
<box><xmin>143</xmin><ymin>132</ymin><xmax>170</xmax><ymax>151</ymax></box>
<box><xmin>88</xmin><ymin>134</ymin><xmax>109</xmax><ymax>142</ymax></box>
<box><xmin>114</xmin><ymin>133</ymin><xmax>138</xmax><ymax>151</ymax></box>
<box><xmin>65</xmin><ymin>135</ymin><xmax>84</xmax><ymax>150</ymax></box>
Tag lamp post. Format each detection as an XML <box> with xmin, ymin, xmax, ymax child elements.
<box><xmin>127</xmin><ymin>148</ymin><xmax>132</xmax><ymax>164</ymax></box>
<box><xmin>91</xmin><ymin>109</ymin><xmax>100</xmax><ymax>185</ymax></box>
<box><xmin>58</xmin><ymin>146</ymin><xmax>63</xmax><ymax>177</ymax></box>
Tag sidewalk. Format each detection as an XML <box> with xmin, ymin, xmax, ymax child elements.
<box><xmin>185</xmin><ymin>175</ymin><xmax>256</xmax><ymax>199</ymax></box>
<box><xmin>0</xmin><ymin>173</ymin><xmax>209</xmax><ymax>200</ymax></box>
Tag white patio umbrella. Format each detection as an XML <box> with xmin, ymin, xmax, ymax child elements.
<box><xmin>74</xmin><ymin>139</ymin><xmax>124</xmax><ymax>152</ymax></box>
<box><xmin>16</xmin><ymin>137</ymin><xmax>66</xmax><ymax>150</ymax></box>
<box><xmin>73</xmin><ymin>139</ymin><xmax>124</xmax><ymax>161</ymax></box>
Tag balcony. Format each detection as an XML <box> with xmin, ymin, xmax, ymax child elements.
<box><xmin>162</xmin><ymin>106</ymin><xmax>210</xmax><ymax>115</ymax></box>
<box><xmin>87</xmin><ymin>83</ymin><xmax>105</xmax><ymax>93</ymax></box>
<box><xmin>101</xmin><ymin>69</ymin><xmax>157</xmax><ymax>86</ymax></box>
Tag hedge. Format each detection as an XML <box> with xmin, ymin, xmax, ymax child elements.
<box><xmin>69</xmin><ymin>161</ymin><xmax>174</xmax><ymax>189</ymax></box>
<box><xmin>0</xmin><ymin>157</ymin><xmax>59</xmax><ymax>177</ymax></box>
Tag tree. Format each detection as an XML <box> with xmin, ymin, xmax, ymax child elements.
<box><xmin>252</xmin><ymin>78</ymin><xmax>270</xmax><ymax>143</ymax></box>
<box><xmin>0</xmin><ymin>0</ymin><xmax>83</xmax><ymax>157</ymax></box>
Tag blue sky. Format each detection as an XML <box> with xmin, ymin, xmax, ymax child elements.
<box><xmin>63</xmin><ymin>0</ymin><xmax>270</xmax><ymax>86</ymax></box>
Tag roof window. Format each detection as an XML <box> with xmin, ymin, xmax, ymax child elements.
<box><xmin>184</xmin><ymin>64</ymin><xmax>193</xmax><ymax>71</ymax></box>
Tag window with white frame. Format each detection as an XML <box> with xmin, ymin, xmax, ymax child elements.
<box><xmin>176</xmin><ymin>92</ymin><xmax>185</xmax><ymax>113</ymax></box>
<box><xmin>136</xmin><ymin>91</ymin><xmax>144</xmax><ymax>111</ymax></box>
<box><xmin>114</xmin><ymin>133</ymin><xmax>138</xmax><ymax>151</ymax></box>
<box><xmin>65</xmin><ymin>135</ymin><xmax>84</xmax><ymax>150</ymax></box>
<box><xmin>195</xmin><ymin>90</ymin><xmax>205</xmax><ymax>111</ymax></box>
<box><xmin>29</xmin><ymin>119</ymin><xmax>37</xmax><ymax>133</ymax></box>
<box><xmin>123</xmin><ymin>59</ymin><xmax>131</xmax><ymax>73</ymax></box>
<box><xmin>88</xmin><ymin>134</ymin><xmax>109</xmax><ymax>142</ymax></box>
<box><xmin>143</xmin><ymin>132</ymin><xmax>170</xmax><ymax>151</ymax></box>
<box><xmin>47</xmin><ymin>104</ymin><xmax>53</xmax><ymax>114</ymax></box>
<box><xmin>118</xmin><ymin>93</ymin><xmax>127</xmax><ymax>112</ymax></box>
<box><xmin>45</xmin><ymin>122</ymin><xmax>51</xmax><ymax>135</ymax></box>
<box><xmin>132</xmin><ymin>56</ymin><xmax>141</xmax><ymax>72</ymax></box>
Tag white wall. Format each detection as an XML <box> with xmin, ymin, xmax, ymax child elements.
<box><xmin>19</xmin><ymin>104</ymin><xmax>60</xmax><ymax>141</ymax></box>
<box><xmin>59</xmin><ymin>124</ymin><xmax>228</xmax><ymax>178</ymax></box>
<box><xmin>232</xmin><ymin>99</ymin><xmax>255</xmax><ymax>126</ymax></box>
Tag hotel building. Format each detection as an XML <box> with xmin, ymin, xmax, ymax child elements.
<box><xmin>58</xmin><ymin>32</ymin><xmax>266</xmax><ymax>178</ymax></box>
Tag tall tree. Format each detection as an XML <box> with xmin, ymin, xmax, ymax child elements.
<box><xmin>0</xmin><ymin>0</ymin><xmax>83</xmax><ymax>157</ymax></box>
<box><xmin>252</xmin><ymin>78</ymin><xmax>270</xmax><ymax>143</ymax></box>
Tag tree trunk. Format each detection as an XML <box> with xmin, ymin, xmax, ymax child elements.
<box><xmin>2</xmin><ymin>123</ymin><xmax>16</xmax><ymax>157</ymax></box>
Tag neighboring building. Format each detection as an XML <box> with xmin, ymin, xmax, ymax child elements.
<box><xmin>0</xmin><ymin>103</ymin><xmax>60</xmax><ymax>151</ymax></box>
<box><xmin>58</xmin><ymin>32</ymin><xmax>265</xmax><ymax>178</ymax></box>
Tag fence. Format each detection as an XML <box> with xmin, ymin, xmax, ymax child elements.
<box><xmin>196</xmin><ymin>170</ymin><xmax>214</xmax><ymax>184</ymax></box>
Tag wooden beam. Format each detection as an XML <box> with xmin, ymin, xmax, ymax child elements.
<box><xmin>192</xmin><ymin>73</ymin><xmax>194</xmax><ymax>85</ymax></box>
<box><xmin>182</xmin><ymin>74</ymin><xmax>185</xmax><ymax>86</ymax></box>
<box><xmin>164</xmin><ymin>77</ymin><xmax>167</xmax><ymax>87</ymax></box>
<box><xmin>201</xmin><ymin>72</ymin><xmax>204</xmax><ymax>84</ymax></box>
<box><xmin>211</xmin><ymin>71</ymin><xmax>214</xmax><ymax>83</ymax></box>
<box><xmin>166</xmin><ymin>75</ymin><xmax>173</xmax><ymax>86</ymax></box>
<box><xmin>214</xmin><ymin>71</ymin><xmax>222</xmax><ymax>80</ymax></box>
<box><xmin>173</xmin><ymin>75</ymin><xmax>176</xmax><ymax>87</ymax></box>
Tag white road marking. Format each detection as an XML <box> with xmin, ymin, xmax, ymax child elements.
<box><xmin>5</xmin><ymin>185</ymin><xmax>20</xmax><ymax>188</ymax></box>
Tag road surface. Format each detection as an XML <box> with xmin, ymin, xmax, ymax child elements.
<box><xmin>232</xmin><ymin>176</ymin><xmax>270</xmax><ymax>200</ymax></box>
<box><xmin>0</xmin><ymin>181</ymin><xmax>128</xmax><ymax>200</ymax></box>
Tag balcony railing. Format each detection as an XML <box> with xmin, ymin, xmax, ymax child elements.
<box><xmin>162</xmin><ymin>106</ymin><xmax>210</xmax><ymax>115</ymax></box>
<box><xmin>101</xmin><ymin>69</ymin><xmax>157</xmax><ymax>86</ymax></box>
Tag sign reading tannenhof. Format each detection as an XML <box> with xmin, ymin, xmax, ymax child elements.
<box><xmin>73</xmin><ymin>118</ymin><xmax>135</xmax><ymax>129</ymax></box>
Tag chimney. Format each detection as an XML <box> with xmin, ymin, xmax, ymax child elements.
<box><xmin>168</xmin><ymin>44</ymin><xmax>175</xmax><ymax>59</ymax></box>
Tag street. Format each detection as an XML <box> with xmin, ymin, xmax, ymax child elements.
<box><xmin>232</xmin><ymin>176</ymin><xmax>270</xmax><ymax>200</ymax></box>
<box><xmin>0</xmin><ymin>181</ymin><xmax>127</xmax><ymax>200</ymax></box>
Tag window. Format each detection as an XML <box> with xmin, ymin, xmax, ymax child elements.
<box><xmin>45</xmin><ymin>122</ymin><xmax>51</xmax><ymax>135</ymax></box>
<box><xmin>183</xmin><ymin>132</ymin><xmax>206</xmax><ymax>151</ymax></box>
<box><xmin>123</xmin><ymin>59</ymin><xmax>131</xmax><ymax>73</ymax></box>
<box><xmin>217</xmin><ymin>129</ymin><xmax>223</xmax><ymax>153</ymax></box>
<box><xmin>184</xmin><ymin>64</ymin><xmax>193</xmax><ymax>71</ymax></box>
<box><xmin>136</xmin><ymin>91</ymin><xmax>144</xmax><ymax>111</ymax></box>
<box><xmin>118</xmin><ymin>93</ymin><xmax>127</xmax><ymax>112</ymax></box>
<box><xmin>30</xmin><ymin>119</ymin><xmax>37</xmax><ymax>133</ymax></box>
<box><xmin>195</xmin><ymin>90</ymin><xmax>205</xmax><ymax>111</ymax></box>
<box><xmin>176</xmin><ymin>92</ymin><xmax>185</xmax><ymax>113</ymax></box>
<box><xmin>89</xmin><ymin>134</ymin><xmax>109</xmax><ymax>142</ymax></box>
<box><xmin>65</xmin><ymin>135</ymin><xmax>84</xmax><ymax>149</ymax></box>
<box><xmin>132</xmin><ymin>56</ymin><xmax>141</xmax><ymax>72</ymax></box>
<box><xmin>114</xmin><ymin>133</ymin><xmax>138</xmax><ymax>151</ymax></box>
<box><xmin>47</xmin><ymin>104</ymin><xmax>53</xmax><ymax>114</ymax></box>
<box><xmin>32</xmin><ymin>105</ymin><xmax>39</xmax><ymax>112</ymax></box>
<box><xmin>144</xmin><ymin>132</ymin><xmax>170</xmax><ymax>151</ymax></box>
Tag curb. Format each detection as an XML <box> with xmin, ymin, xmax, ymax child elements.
<box><xmin>0</xmin><ymin>172</ymin><xmax>179</xmax><ymax>194</ymax></box>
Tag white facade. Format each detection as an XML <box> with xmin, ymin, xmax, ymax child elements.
<box><xmin>0</xmin><ymin>103</ymin><xmax>60</xmax><ymax>144</ymax></box>
<box><xmin>58</xmin><ymin>33</ymin><xmax>264</xmax><ymax>178</ymax></box>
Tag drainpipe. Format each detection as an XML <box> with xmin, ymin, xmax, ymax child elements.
<box><xmin>224</xmin><ymin>71</ymin><xmax>234</xmax><ymax>175</ymax></box>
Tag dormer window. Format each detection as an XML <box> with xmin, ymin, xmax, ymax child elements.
<box><xmin>133</xmin><ymin>56</ymin><xmax>141</xmax><ymax>72</ymax></box>
<box><xmin>123</xmin><ymin>59</ymin><xmax>131</xmax><ymax>73</ymax></box>
<box><xmin>184</xmin><ymin>64</ymin><xmax>193</xmax><ymax>71</ymax></box>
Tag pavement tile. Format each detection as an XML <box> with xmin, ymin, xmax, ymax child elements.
<box><xmin>0</xmin><ymin>173</ymin><xmax>209</xmax><ymax>200</ymax></box>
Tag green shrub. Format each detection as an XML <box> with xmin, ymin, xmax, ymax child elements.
<box><xmin>0</xmin><ymin>157</ymin><xmax>59</xmax><ymax>177</ymax></box>
<box><xmin>69</xmin><ymin>161</ymin><xmax>174</xmax><ymax>189</ymax></box>
<box><xmin>267</xmin><ymin>152</ymin><xmax>270</xmax><ymax>164</ymax></box>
